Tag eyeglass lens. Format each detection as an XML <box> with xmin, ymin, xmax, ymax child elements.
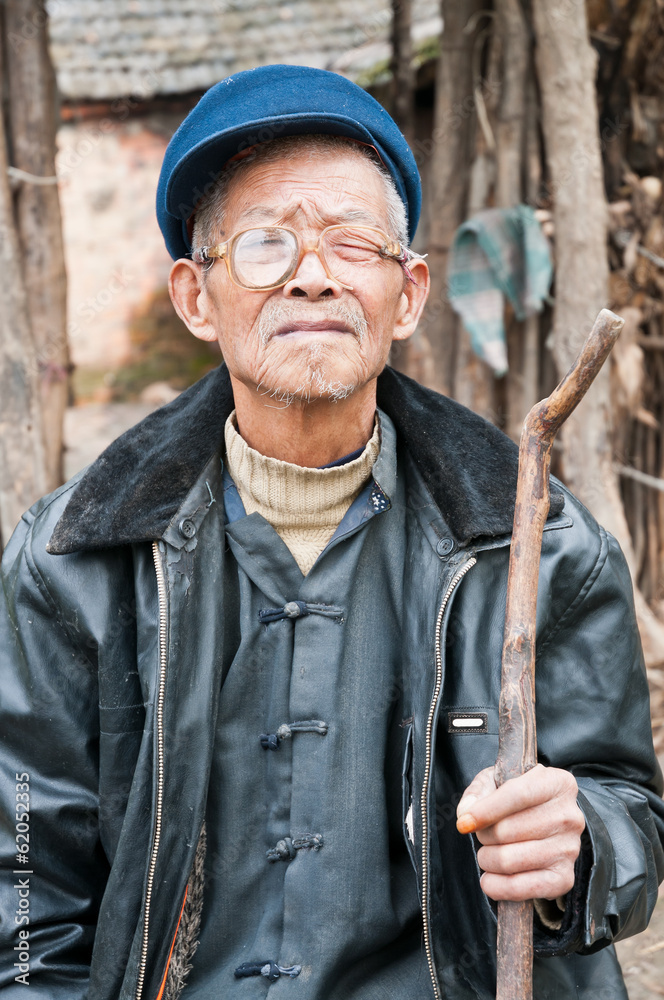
<box><xmin>230</xmin><ymin>227</ymin><xmax>387</xmax><ymax>290</ymax></box>
<box><xmin>230</xmin><ymin>228</ymin><xmax>298</xmax><ymax>289</ymax></box>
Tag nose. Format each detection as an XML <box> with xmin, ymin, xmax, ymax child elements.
<box><xmin>281</xmin><ymin>247</ymin><xmax>344</xmax><ymax>299</ymax></box>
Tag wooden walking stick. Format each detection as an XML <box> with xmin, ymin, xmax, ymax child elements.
<box><xmin>494</xmin><ymin>308</ymin><xmax>624</xmax><ymax>1000</ymax></box>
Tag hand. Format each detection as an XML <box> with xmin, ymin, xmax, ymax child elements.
<box><xmin>455</xmin><ymin>763</ymin><xmax>586</xmax><ymax>902</ymax></box>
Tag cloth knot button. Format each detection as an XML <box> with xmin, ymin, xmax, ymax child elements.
<box><xmin>178</xmin><ymin>518</ymin><xmax>196</xmax><ymax>539</ymax></box>
<box><xmin>258</xmin><ymin>602</ymin><xmax>344</xmax><ymax>624</ymax></box>
<box><xmin>266</xmin><ymin>833</ymin><xmax>323</xmax><ymax>862</ymax></box>
<box><xmin>234</xmin><ymin>961</ymin><xmax>302</xmax><ymax>981</ymax></box>
<box><xmin>260</xmin><ymin>719</ymin><xmax>329</xmax><ymax>750</ymax></box>
<box><xmin>436</xmin><ymin>536</ymin><xmax>455</xmax><ymax>556</ymax></box>
<box><xmin>293</xmin><ymin>833</ymin><xmax>324</xmax><ymax>851</ymax></box>
<box><xmin>268</xmin><ymin>837</ymin><xmax>297</xmax><ymax>862</ymax></box>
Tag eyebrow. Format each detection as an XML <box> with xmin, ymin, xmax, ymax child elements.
<box><xmin>236</xmin><ymin>205</ymin><xmax>384</xmax><ymax>228</ymax></box>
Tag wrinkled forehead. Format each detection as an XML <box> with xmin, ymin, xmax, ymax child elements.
<box><xmin>222</xmin><ymin>148</ymin><xmax>391</xmax><ymax>231</ymax></box>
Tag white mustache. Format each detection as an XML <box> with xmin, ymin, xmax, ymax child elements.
<box><xmin>256</xmin><ymin>300</ymin><xmax>368</xmax><ymax>347</ymax></box>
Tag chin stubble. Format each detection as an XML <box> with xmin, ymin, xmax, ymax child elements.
<box><xmin>254</xmin><ymin>300</ymin><xmax>369</xmax><ymax>405</ymax></box>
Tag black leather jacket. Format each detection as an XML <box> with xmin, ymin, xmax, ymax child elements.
<box><xmin>1</xmin><ymin>365</ymin><xmax>663</xmax><ymax>1000</ymax></box>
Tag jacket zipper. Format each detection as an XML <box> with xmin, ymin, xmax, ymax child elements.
<box><xmin>420</xmin><ymin>556</ymin><xmax>477</xmax><ymax>1000</ymax></box>
<box><xmin>135</xmin><ymin>542</ymin><xmax>169</xmax><ymax>1000</ymax></box>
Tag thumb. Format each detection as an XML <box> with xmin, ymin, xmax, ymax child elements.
<box><xmin>456</xmin><ymin>766</ymin><xmax>497</xmax><ymax>833</ymax></box>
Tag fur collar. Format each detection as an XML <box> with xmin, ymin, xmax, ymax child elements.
<box><xmin>47</xmin><ymin>364</ymin><xmax>563</xmax><ymax>555</ymax></box>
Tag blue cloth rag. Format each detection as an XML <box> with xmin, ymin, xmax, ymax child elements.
<box><xmin>447</xmin><ymin>205</ymin><xmax>553</xmax><ymax>376</ymax></box>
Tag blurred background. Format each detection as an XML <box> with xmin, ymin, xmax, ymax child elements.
<box><xmin>1</xmin><ymin>2</ymin><xmax>664</xmax><ymax>988</ymax></box>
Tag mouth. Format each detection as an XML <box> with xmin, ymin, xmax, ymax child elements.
<box><xmin>271</xmin><ymin>319</ymin><xmax>355</xmax><ymax>339</ymax></box>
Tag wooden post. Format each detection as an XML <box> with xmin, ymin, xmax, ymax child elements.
<box><xmin>532</xmin><ymin>0</ymin><xmax>664</xmax><ymax>665</ymax></box>
<box><xmin>390</xmin><ymin>0</ymin><xmax>416</xmax><ymax>147</ymax></box>
<box><xmin>494</xmin><ymin>0</ymin><xmax>528</xmax><ymax>210</ymax></box>
<box><xmin>5</xmin><ymin>0</ymin><xmax>70</xmax><ymax>492</ymax></box>
<box><xmin>0</xmin><ymin>13</ymin><xmax>47</xmax><ymax>552</ymax></box>
<box><xmin>387</xmin><ymin>0</ymin><xmax>419</xmax><ymax>381</ymax></box>
<box><xmin>493</xmin><ymin>0</ymin><xmax>534</xmax><ymax>444</ymax></box>
<box><xmin>424</xmin><ymin>0</ymin><xmax>483</xmax><ymax>397</ymax></box>
<box><xmin>531</xmin><ymin>0</ymin><xmax>628</xmax><ymax>554</ymax></box>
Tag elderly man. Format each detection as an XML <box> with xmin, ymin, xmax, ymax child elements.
<box><xmin>0</xmin><ymin>65</ymin><xmax>662</xmax><ymax>1000</ymax></box>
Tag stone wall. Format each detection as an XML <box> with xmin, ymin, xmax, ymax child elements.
<box><xmin>48</xmin><ymin>0</ymin><xmax>440</xmax><ymax>100</ymax></box>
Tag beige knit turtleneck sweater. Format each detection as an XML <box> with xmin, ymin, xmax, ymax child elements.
<box><xmin>224</xmin><ymin>412</ymin><xmax>381</xmax><ymax>575</ymax></box>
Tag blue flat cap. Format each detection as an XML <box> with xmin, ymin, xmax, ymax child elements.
<box><xmin>156</xmin><ymin>64</ymin><xmax>421</xmax><ymax>260</ymax></box>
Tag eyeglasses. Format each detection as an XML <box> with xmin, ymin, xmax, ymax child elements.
<box><xmin>195</xmin><ymin>225</ymin><xmax>425</xmax><ymax>291</ymax></box>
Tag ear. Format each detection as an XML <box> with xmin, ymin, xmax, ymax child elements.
<box><xmin>168</xmin><ymin>258</ymin><xmax>218</xmax><ymax>343</ymax></box>
<box><xmin>392</xmin><ymin>258</ymin><xmax>430</xmax><ymax>342</ymax></box>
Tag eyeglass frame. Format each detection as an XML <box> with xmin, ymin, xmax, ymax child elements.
<box><xmin>193</xmin><ymin>224</ymin><xmax>426</xmax><ymax>292</ymax></box>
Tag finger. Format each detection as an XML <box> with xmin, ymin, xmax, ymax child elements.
<box><xmin>474</xmin><ymin>798</ymin><xmax>586</xmax><ymax>846</ymax></box>
<box><xmin>456</xmin><ymin>766</ymin><xmax>497</xmax><ymax>821</ymax></box>
<box><xmin>457</xmin><ymin>764</ymin><xmax>578</xmax><ymax>834</ymax></box>
<box><xmin>479</xmin><ymin>864</ymin><xmax>576</xmax><ymax>902</ymax></box>
<box><xmin>477</xmin><ymin>834</ymin><xmax>581</xmax><ymax>876</ymax></box>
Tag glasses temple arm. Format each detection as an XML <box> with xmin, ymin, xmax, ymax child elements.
<box><xmin>192</xmin><ymin>243</ymin><xmax>228</xmax><ymax>264</ymax></box>
<box><xmin>395</xmin><ymin>247</ymin><xmax>428</xmax><ymax>286</ymax></box>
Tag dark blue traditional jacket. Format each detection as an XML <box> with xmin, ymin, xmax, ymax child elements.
<box><xmin>0</xmin><ymin>364</ymin><xmax>662</xmax><ymax>1000</ymax></box>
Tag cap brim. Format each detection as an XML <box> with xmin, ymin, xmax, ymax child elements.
<box><xmin>161</xmin><ymin>114</ymin><xmax>409</xmax><ymax>260</ymax></box>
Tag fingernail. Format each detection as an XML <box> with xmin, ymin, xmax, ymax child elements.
<box><xmin>456</xmin><ymin>813</ymin><xmax>477</xmax><ymax>835</ymax></box>
<box><xmin>456</xmin><ymin>794</ymin><xmax>477</xmax><ymax>816</ymax></box>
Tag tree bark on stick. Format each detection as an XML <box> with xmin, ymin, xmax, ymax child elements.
<box><xmin>532</xmin><ymin>0</ymin><xmax>664</xmax><ymax>665</ymax></box>
<box><xmin>0</xmin><ymin>23</ymin><xmax>47</xmax><ymax>553</ymax></box>
<box><xmin>423</xmin><ymin>0</ymin><xmax>483</xmax><ymax>397</ymax></box>
<box><xmin>5</xmin><ymin>0</ymin><xmax>69</xmax><ymax>492</ymax></box>
<box><xmin>494</xmin><ymin>308</ymin><xmax>623</xmax><ymax>1000</ymax></box>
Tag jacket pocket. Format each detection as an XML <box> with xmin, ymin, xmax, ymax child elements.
<box><xmin>443</xmin><ymin>706</ymin><xmax>500</xmax><ymax>799</ymax></box>
<box><xmin>402</xmin><ymin>719</ymin><xmax>417</xmax><ymax>871</ymax></box>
